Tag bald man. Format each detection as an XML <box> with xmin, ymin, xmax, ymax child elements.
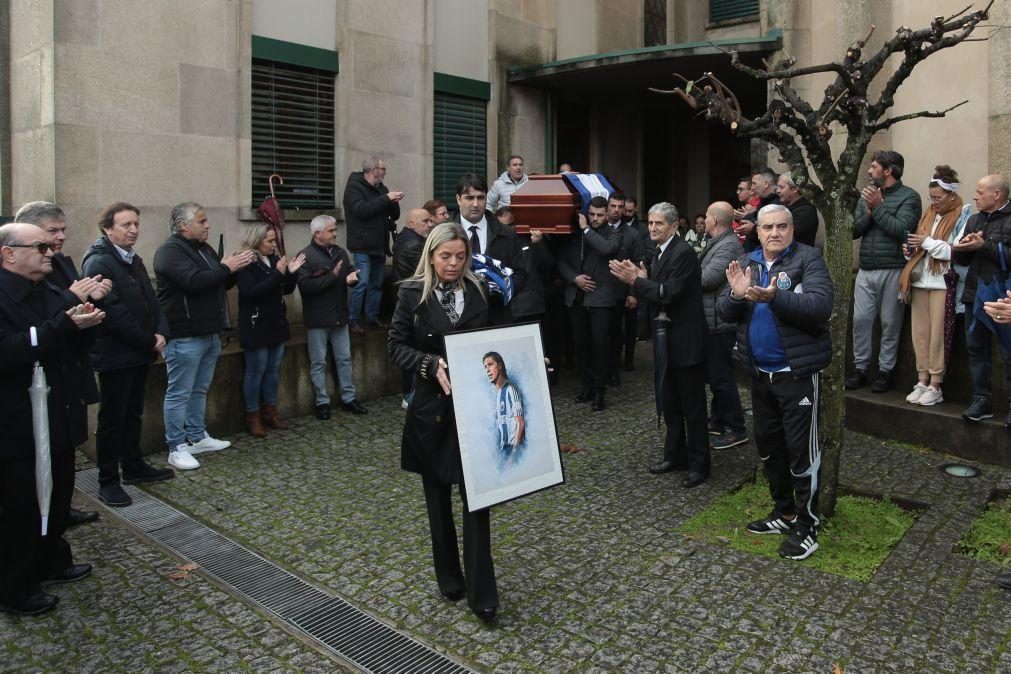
<box><xmin>700</xmin><ymin>202</ymin><xmax>747</xmax><ymax>449</ymax></box>
<box><xmin>953</xmin><ymin>174</ymin><xmax>1011</xmax><ymax>423</ymax></box>
<box><xmin>0</xmin><ymin>223</ymin><xmax>103</xmax><ymax>615</ymax></box>
<box><xmin>393</xmin><ymin>208</ymin><xmax>435</xmax><ymax>281</ymax></box>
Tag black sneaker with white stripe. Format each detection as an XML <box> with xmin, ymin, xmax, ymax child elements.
<box><xmin>746</xmin><ymin>511</ymin><xmax>797</xmax><ymax>535</ymax></box>
<box><xmin>778</xmin><ymin>528</ymin><xmax>819</xmax><ymax>560</ymax></box>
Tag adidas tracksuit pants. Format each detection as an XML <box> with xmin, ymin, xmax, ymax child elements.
<box><xmin>751</xmin><ymin>371</ymin><xmax>822</xmax><ymax>531</ymax></box>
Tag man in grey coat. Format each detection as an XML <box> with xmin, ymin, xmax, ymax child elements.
<box><xmin>700</xmin><ymin>202</ymin><xmax>748</xmax><ymax>449</ymax></box>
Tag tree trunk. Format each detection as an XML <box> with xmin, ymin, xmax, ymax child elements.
<box><xmin>814</xmin><ymin>197</ymin><xmax>855</xmax><ymax>518</ymax></box>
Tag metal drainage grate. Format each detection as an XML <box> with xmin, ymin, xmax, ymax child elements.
<box><xmin>75</xmin><ymin>468</ymin><xmax>475</xmax><ymax>674</ymax></box>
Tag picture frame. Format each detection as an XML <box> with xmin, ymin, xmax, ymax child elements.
<box><xmin>443</xmin><ymin>322</ymin><xmax>564</xmax><ymax>512</ymax></box>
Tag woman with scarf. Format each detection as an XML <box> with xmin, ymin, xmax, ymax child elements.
<box><xmin>387</xmin><ymin>222</ymin><xmax>499</xmax><ymax>623</ymax></box>
<box><xmin>900</xmin><ymin>165</ymin><xmax>973</xmax><ymax>406</ymax></box>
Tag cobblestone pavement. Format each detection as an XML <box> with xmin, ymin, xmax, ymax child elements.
<box><xmin>3</xmin><ymin>349</ymin><xmax>1011</xmax><ymax>673</ymax></box>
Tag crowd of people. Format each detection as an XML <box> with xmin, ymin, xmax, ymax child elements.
<box><xmin>2</xmin><ymin>149</ymin><xmax>1010</xmax><ymax>621</ymax></box>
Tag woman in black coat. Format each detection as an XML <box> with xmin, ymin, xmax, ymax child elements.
<box><xmin>235</xmin><ymin>225</ymin><xmax>304</xmax><ymax>437</ymax></box>
<box><xmin>387</xmin><ymin>223</ymin><xmax>499</xmax><ymax>623</ymax></box>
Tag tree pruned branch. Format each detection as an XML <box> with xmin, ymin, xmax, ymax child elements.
<box><xmin>871</xmin><ymin>100</ymin><xmax>970</xmax><ymax>131</ymax></box>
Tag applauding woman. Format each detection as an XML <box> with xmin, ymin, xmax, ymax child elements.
<box><xmin>235</xmin><ymin>225</ymin><xmax>305</xmax><ymax>437</ymax></box>
<box><xmin>387</xmin><ymin>222</ymin><xmax>499</xmax><ymax>623</ymax></box>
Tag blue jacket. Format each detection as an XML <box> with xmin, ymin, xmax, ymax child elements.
<box><xmin>717</xmin><ymin>242</ymin><xmax>834</xmax><ymax>377</ymax></box>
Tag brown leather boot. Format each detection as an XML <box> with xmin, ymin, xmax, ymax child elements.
<box><xmin>245</xmin><ymin>411</ymin><xmax>267</xmax><ymax>438</ymax></box>
<box><xmin>260</xmin><ymin>404</ymin><xmax>288</xmax><ymax>430</ymax></box>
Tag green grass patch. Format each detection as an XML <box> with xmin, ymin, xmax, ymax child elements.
<box><xmin>679</xmin><ymin>477</ymin><xmax>915</xmax><ymax>581</ymax></box>
<box><xmin>958</xmin><ymin>497</ymin><xmax>1011</xmax><ymax>563</ymax></box>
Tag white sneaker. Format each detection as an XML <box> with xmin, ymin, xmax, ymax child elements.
<box><xmin>905</xmin><ymin>383</ymin><xmax>929</xmax><ymax>404</ymax></box>
<box><xmin>168</xmin><ymin>446</ymin><xmax>200</xmax><ymax>470</ymax></box>
<box><xmin>917</xmin><ymin>387</ymin><xmax>943</xmax><ymax>406</ymax></box>
<box><xmin>188</xmin><ymin>433</ymin><xmax>231</xmax><ymax>454</ymax></box>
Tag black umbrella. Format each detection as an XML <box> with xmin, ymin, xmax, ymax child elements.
<box><xmin>652</xmin><ymin>311</ymin><xmax>671</xmax><ymax>427</ymax></box>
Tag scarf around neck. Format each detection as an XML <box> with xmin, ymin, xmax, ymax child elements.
<box><xmin>898</xmin><ymin>192</ymin><xmax>963</xmax><ymax>301</ymax></box>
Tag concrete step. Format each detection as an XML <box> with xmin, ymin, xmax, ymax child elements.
<box><xmin>846</xmin><ymin>389</ymin><xmax>1011</xmax><ymax>468</ymax></box>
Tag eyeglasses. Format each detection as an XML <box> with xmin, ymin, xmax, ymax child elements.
<box><xmin>5</xmin><ymin>242</ymin><xmax>52</xmax><ymax>254</ymax></box>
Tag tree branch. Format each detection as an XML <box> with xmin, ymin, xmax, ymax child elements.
<box><xmin>871</xmin><ymin>99</ymin><xmax>969</xmax><ymax>131</ymax></box>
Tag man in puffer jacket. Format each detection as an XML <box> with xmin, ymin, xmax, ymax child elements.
<box><xmin>486</xmin><ymin>155</ymin><xmax>528</xmax><ymax>212</ymax></box>
<box><xmin>847</xmin><ymin>150</ymin><xmax>922</xmax><ymax>393</ymax></box>
<box><xmin>342</xmin><ymin>156</ymin><xmax>403</xmax><ymax>334</ymax></box>
<box><xmin>718</xmin><ymin>204</ymin><xmax>834</xmax><ymax>562</ymax></box>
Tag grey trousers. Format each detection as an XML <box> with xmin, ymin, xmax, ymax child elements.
<box><xmin>852</xmin><ymin>267</ymin><xmax>905</xmax><ymax>372</ymax></box>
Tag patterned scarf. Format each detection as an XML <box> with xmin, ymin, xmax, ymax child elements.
<box><xmin>437</xmin><ymin>281</ymin><xmax>460</xmax><ymax>325</ymax></box>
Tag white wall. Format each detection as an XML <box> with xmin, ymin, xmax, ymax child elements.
<box><xmin>434</xmin><ymin>0</ymin><xmax>489</xmax><ymax>80</ymax></box>
<box><xmin>252</xmin><ymin>0</ymin><xmax>338</xmax><ymax>49</ymax></box>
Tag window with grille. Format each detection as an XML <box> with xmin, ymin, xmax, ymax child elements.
<box><xmin>709</xmin><ymin>0</ymin><xmax>759</xmax><ymax>23</ymax></box>
<box><xmin>644</xmin><ymin>0</ymin><xmax>667</xmax><ymax>47</ymax></box>
<box><xmin>251</xmin><ymin>58</ymin><xmax>336</xmax><ymax>209</ymax></box>
<box><xmin>433</xmin><ymin>92</ymin><xmax>487</xmax><ymax>209</ymax></box>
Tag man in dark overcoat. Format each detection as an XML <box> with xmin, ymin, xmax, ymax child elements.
<box><xmin>0</xmin><ymin>222</ymin><xmax>103</xmax><ymax>616</ymax></box>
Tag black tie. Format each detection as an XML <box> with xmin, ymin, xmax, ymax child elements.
<box><xmin>469</xmin><ymin>226</ymin><xmax>481</xmax><ymax>255</ymax></box>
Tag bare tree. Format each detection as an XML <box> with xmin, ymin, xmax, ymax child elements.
<box><xmin>653</xmin><ymin>3</ymin><xmax>995</xmax><ymax>515</ymax></box>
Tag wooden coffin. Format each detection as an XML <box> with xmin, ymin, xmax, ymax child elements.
<box><xmin>510</xmin><ymin>175</ymin><xmax>580</xmax><ymax>234</ymax></box>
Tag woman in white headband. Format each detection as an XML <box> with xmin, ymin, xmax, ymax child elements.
<box><xmin>898</xmin><ymin>164</ymin><xmax>973</xmax><ymax>406</ymax></box>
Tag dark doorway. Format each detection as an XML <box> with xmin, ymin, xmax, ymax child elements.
<box><xmin>709</xmin><ymin>127</ymin><xmax>752</xmax><ymax>206</ymax></box>
<box><xmin>642</xmin><ymin>112</ymin><xmax>675</xmax><ymax>209</ymax></box>
<box><xmin>556</xmin><ymin>99</ymin><xmax>590</xmax><ymax>173</ymax></box>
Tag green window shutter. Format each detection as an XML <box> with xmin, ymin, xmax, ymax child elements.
<box><xmin>251</xmin><ymin>58</ymin><xmax>336</xmax><ymax>209</ymax></box>
<box><xmin>433</xmin><ymin>92</ymin><xmax>487</xmax><ymax>209</ymax></box>
<box><xmin>709</xmin><ymin>0</ymin><xmax>759</xmax><ymax>23</ymax></box>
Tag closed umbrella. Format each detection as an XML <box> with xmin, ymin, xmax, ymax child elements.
<box><xmin>652</xmin><ymin>311</ymin><xmax>671</xmax><ymax>427</ymax></box>
<box><xmin>27</xmin><ymin>326</ymin><xmax>53</xmax><ymax>536</ymax></box>
<box><xmin>256</xmin><ymin>173</ymin><xmax>287</xmax><ymax>256</ymax></box>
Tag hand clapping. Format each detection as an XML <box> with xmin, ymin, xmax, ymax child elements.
<box><xmin>66</xmin><ymin>302</ymin><xmax>105</xmax><ymax>330</ymax></box>
<box><xmin>726</xmin><ymin>260</ymin><xmax>777</xmax><ymax>303</ymax></box>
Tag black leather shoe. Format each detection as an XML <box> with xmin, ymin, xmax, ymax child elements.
<box><xmin>574</xmin><ymin>389</ymin><xmax>592</xmax><ymax>403</ymax></box>
<box><xmin>648</xmin><ymin>460</ymin><xmax>687</xmax><ymax>474</ymax></box>
<box><xmin>871</xmin><ymin>369</ymin><xmax>892</xmax><ymax>393</ymax></box>
<box><xmin>315</xmin><ymin>404</ymin><xmax>331</xmax><ymax>420</ymax></box>
<box><xmin>844</xmin><ymin>369</ymin><xmax>868</xmax><ymax>390</ymax></box>
<box><xmin>997</xmin><ymin>571</ymin><xmax>1011</xmax><ymax>590</ymax></box>
<box><xmin>122</xmin><ymin>462</ymin><xmax>175</xmax><ymax>484</ymax></box>
<box><xmin>681</xmin><ymin>472</ymin><xmax>709</xmax><ymax>488</ymax></box>
<box><xmin>43</xmin><ymin>563</ymin><xmax>93</xmax><ymax>585</ymax></box>
<box><xmin>0</xmin><ymin>591</ymin><xmax>59</xmax><ymax>616</ymax></box>
<box><xmin>349</xmin><ymin>321</ymin><xmax>366</xmax><ymax>336</ymax></box>
<box><xmin>66</xmin><ymin>507</ymin><xmax>99</xmax><ymax>527</ymax></box>
<box><xmin>473</xmin><ymin>606</ymin><xmax>497</xmax><ymax>623</ymax></box>
<box><xmin>440</xmin><ymin>588</ymin><xmax>465</xmax><ymax>602</ymax></box>
<box><xmin>342</xmin><ymin>399</ymin><xmax>369</xmax><ymax>415</ymax></box>
<box><xmin>591</xmin><ymin>391</ymin><xmax>605</xmax><ymax>411</ymax></box>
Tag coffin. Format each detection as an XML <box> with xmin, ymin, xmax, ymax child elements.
<box><xmin>510</xmin><ymin>175</ymin><xmax>580</xmax><ymax>235</ymax></box>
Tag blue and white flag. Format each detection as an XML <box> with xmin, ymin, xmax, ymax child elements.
<box><xmin>472</xmin><ymin>254</ymin><xmax>514</xmax><ymax>305</ymax></box>
<box><xmin>562</xmin><ymin>173</ymin><xmax>616</xmax><ymax>213</ymax></box>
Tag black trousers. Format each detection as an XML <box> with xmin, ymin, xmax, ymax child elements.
<box><xmin>622</xmin><ymin>306</ymin><xmax>638</xmax><ymax>364</ymax></box>
<box><xmin>422</xmin><ymin>478</ymin><xmax>498</xmax><ymax>611</ymax></box>
<box><xmin>541</xmin><ymin>296</ymin><xmax>566</xmax><ymax>378</ymax></box>
<box><xmin>96</xmin><ymin>365</ymin><xmax>150</xmax><ymax>487</ymax></box>
<box><xmin>607</xmin><ymin>304</ymin><xmax>638</xmax><ymax>376</ymax></box>
<box><xmin>0</xmin><ymin>452</ymin><xmax>75</xmax><ymax>604</ymax></box>
<box><xmin>705</xmin><ymin>330</ymin><xmax>746</xmax><ymax>434</ymax></box>
<box><xmin>570</xmin><ymin>297</ymin><xmax>611</xmax><ymax>391</ymax></box>
<box><xmin>661</xmin><ymin>361</ymin><xmax>711</xmax><ymax>475</ymax></box>
<box><xmin>751</xmin><ymin>371</ymin><xmax>821</xmax><ymax>530</ymax></box>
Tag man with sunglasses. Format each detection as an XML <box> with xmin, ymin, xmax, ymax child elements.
<box><xmin>14</xmin><ymin>201</ymin><xmax>112</xmax><ymax>528</ymax></box>
<box><xmin>0</xmin><ymin>222</ymin><xmax>105</xmax><ymax>616</ymax></box>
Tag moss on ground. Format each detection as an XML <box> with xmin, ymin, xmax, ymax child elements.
<box><xmin>958</xmin><ymin>497</ymin><xmax>1011</xmax><ymax>564</ymax></box>
<box><xmin>679</xmin><ymin>477</ymin><xmax>915</xmax><ymax>581</ymax></box>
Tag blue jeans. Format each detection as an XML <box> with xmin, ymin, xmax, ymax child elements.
<box><xmin>243</xmin><ymin>344</ymin><xmax>285</xmax><ymax>412</ymax></box>
<box><xmin>349</xmin><ymin>253</ymin><xmax>384</xmax><ymax>322</ymax></box>
<box><xmin>307</xmin><ymin>326</ymin><xmax>356</xmax><ymax>405</ymax></box>
<box><xmin>965</xmin><ymin>306</ymin><xmax>1011</xmax><ymax>398</ymax></box>
<box><xmin>163</xmin><ymin>335</ymin><xmax>221</xmax><ymax>450</ymax></box>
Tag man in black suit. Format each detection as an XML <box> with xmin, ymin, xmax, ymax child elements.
<box><xmin>0</xmin><ymin>222</ymin><xmax>103</xmax><ymax>616</ymax></box>
<box><xmin>14</xmin><ymin>201</ymin><xmax>110</xmax><ymax>527</ymax></box>
<box><xmin>452</xmin><ymin>173</ymin><xmax>528</xmax><ymax>324</ymax></box>
<box><xmin>611</xmin><ymin>202</ymin><xmax>710</xmax><ymax>488</ymax></box>
<box><xmin>559</xmin><ymin>196</ymin><xmax>621</xmax><ymax>410</ymax></box>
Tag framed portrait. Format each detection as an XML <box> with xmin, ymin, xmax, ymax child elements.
<box><xmin>443</xmin><ymin>322</ymin><xmax>564</xmax><ymax>512</ymax></box>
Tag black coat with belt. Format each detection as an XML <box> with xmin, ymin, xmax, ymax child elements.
<box><xmin>234</xmin><ymin>256</ymin><xmax>297</xmax><ymax>350</ymax></box>
<box><xmin>631</xmin><ymin>235</ymin><xmax>707</xmax><ymax>368</ymax></box>
<box><xmin>0</xmin><ymin>268</ymin><xmax>97</xmax><ymax>460</ymax></box>
<box><xmin>387</xmin><ymin>278</ymin><xmax>489</xmax><ymax>485</ymax></box>
<box><xmin>81</xmin><ymin>237</ymin><xmax>167</xmax><ymax>372</ymax></box>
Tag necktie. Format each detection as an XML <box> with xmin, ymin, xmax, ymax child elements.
<box><xmin>438</xmin><ymin>282</ymin><xmax>460</xmax><ymax>325</ymax></box>
<box><xmin>469</xmin><ymin>226</ymin><xmax>481</xmax><ymax>255</ymax></box>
